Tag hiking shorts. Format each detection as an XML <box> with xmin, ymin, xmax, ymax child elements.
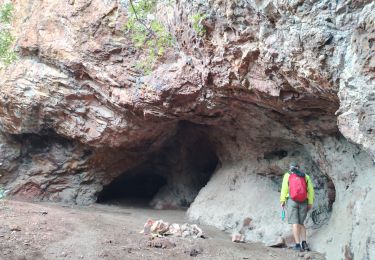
<box><xmin>287</xmin><ymin>199</ymin><xmax>308</xmax><ymax>225</ymax></box>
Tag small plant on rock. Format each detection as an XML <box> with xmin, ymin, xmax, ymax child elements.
<box><xmin>125</xmin><ymin>0</ymin><xmax>173</xmax><ymax>74</ymax></box>
<box><xmin>191</xmin><ymin>13</ymin><xmax>206</xmax><ymax>37</ymax></box>
<box><xmin>0</xmin><ymin>2</ymin><xmax>13</xmax><ymax>23</ymax></box>
<box><xmin>0</xmin><ymin>2</ymin><xmax>17</xmax><ymax>67</ymax></box>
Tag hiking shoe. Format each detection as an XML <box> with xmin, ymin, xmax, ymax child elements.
<box><xmin>292</xmin><ymin>243</ymin><xmax>304</xmax><ymax>252</ymax></box>
<box><xmin>301</xmin><ymin>241</ymin><xmax>310</xmax><ymax>251</ymax></box>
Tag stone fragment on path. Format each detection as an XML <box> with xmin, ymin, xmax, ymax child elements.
<box><xmin>150</xmin><ymin>219</ymin><xmax>170</xmax><ymax>235</ymax></box>
<box><xmin>185</xmin><ymin>247</ymin><xmax>203</xmax><ymax>257</ymax></box>
<box><xmin>232</xmin><ymin>233</ymin><xmax>245</xmax><ymax>243</ymax></box>
<box><xmin>141</xmin><ymin>219</ymin><xmax>154</xmax><ymax>235</ymax></box>
<box><xmin>266</xmin><ymin>236</ymin><xmax>285</xmax><ymax>247</ymax></box>
<box><xmin>10</xmin><ymin>225</ymin><xmax>21</xmax><ymax>231</ymax></box>
<box><xmin>181</xmin><ymin>223</ymin><xmax>203</xmax><ymax>238</ymax></box>
<box><xmin>147</xmin><ymin>237</ymin><xmax>176</xmax><ymax>249</ymax></box>
<box><xmin>168</xmin><ymin>223</ymin><xmax>181</xmax><ymax>236</ymax></box>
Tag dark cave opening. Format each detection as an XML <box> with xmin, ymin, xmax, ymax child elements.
<box><xmin>97</xmin><ymin>122</ymin><xmax>219</xmax><ymax>208</ymax></box>
<box><xmin>97</xmin><ymin>173</ymin><xmax>168</xmax><ymax>203</ymax></box>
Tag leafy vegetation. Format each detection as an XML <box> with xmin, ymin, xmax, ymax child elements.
<box><xmin>0</xmin><ymin>2</ymin><xmax>13</xmax><ymax>23</ymax></box>
<box><xmin>124</xmin><ymin>1</ymin><xmax>207</xmax><ymax>74</ymax></box>
<box><xmin>191</xmin><ymin>13</ymin><xmax>206</xmax><ymax>37</ymax></box>
<box><xmin>125</xmin><ymin>0</ymin><xmax>173</xmax><ymax>74</ymax></box>
<box><xmin>0</xmin><ymin>30</ymin><xmax>16</xmax><ymax>65</ymax></box>
<box><xmin>0</xmin><ymin>2</ymin><xmax>17</xmax><ymax>67</ymax></box>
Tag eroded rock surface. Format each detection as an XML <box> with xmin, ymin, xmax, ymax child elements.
<box><xmin>0</xmin><ymin>0</ymin><xmax>374</xmax><ymax>259</ymax></box>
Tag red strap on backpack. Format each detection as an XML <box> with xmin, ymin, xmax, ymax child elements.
<box><xmin>289</xmin><ymin>173</ymin><xmax>307</xmax><ymax>202</ymax></box>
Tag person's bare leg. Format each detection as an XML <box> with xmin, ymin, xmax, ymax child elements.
<box><xmin>300</xmin><ymin>225</ymin><xmax>306</xmax><ymax>241</ymax></box>
<box><xmin>300</xmin><ymin>225</ymin><xmax>310</xmax><ymax>250</ymax></box>
<box><xmin>292</xmin><ymin>224</ymin><xmax>301</xmax><ymax>243</ymax></box>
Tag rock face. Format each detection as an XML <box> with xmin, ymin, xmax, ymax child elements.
<box><xmin>0</xmin><ymin>0</ymin><xmax>374</xmax><ymax>259</ymax></box>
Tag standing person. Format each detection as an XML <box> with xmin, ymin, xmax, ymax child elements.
<box><xmin>280</xmin><ymin>162</ymin><xmax>314</xmax><ymax>252</ymax></box>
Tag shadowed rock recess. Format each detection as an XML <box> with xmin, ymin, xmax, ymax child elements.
<box><xmin>0</xmin><ymin>0</ymin><xmax>374</xmax><ymax>259</ymax></box>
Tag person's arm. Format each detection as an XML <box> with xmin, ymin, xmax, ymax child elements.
<box><xmin>280</xmin><ymin>173</ymin><xmax>289</xmax><ymax>206</ymax></box>
<box><xmin>306</xmin><ymin>175</ymin><xmax>314</xmax><ymax>209</ymax></box>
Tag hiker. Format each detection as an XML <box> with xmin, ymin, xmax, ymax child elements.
<box><xmin>280</xmin><ymin>162</ymin><xmax>314</xmax><ymax>252</ymax></box>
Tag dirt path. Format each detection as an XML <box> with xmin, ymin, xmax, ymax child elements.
<box><xmin>0</xmin><ymin>200</ymin><xmax>325</xmax><ymax>260</ymax></box>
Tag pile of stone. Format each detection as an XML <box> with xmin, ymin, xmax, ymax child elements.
<box><xmin>141</xmin><ymin>219</ymin><xmax>204</xmax><ymax>238</ymax></box>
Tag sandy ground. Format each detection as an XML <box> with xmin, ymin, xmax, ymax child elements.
<box><xmin>0</xmin><ymin>199</ymin><xmax>325</xmax><ymax>260</ymax></box>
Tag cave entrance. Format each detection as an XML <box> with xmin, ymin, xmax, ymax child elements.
<box><xmin>97</xmin><ymin>122</ymin><xmax>219</xmax><ymax>208</ymax></box>
<box><xmin>97</xmin><ymin>172</ymin><xmax>168</xmax><ymax>206</ymax></box>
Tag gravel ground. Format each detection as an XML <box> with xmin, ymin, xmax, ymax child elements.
<box><xmin>0</xmin><ymin>200</ymin><xmax>325</xmax><ymax>260</ymax></box>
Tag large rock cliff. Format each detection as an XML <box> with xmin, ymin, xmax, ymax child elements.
<box><xmin>0</xmin><ymin>0</ymin><xmax>374</xmax><ymax>259</ymax></box>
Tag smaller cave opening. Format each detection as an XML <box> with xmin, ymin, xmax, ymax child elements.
<box><xmin>258</xmin><ymin>142</ymin><xmax>338</xmax><ymax>229</ymax></box>
<box><xmin>327</xmin><ymin>179</ymin><xmax>336</xmax><ymax>210</ymax></box>
<box><xmin>309</xmin><ymin>174</ymin><xmax>337</xmax><ymax>228</ymax></box>
<box><xmin>97</xmin><ymin>121</ymin><xmax>219</xmax><ymax>209</ymax></box>
<box><xmin>10</xmin><ymin>130</ymin><xmax>74</xmax><ymax>155</ymax></box>
<box><xmin>263</xmin><ymin>149</ymin><xmax>288</xmax><ymax>160</ymax></box>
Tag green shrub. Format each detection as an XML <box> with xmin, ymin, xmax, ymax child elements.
<box><xmin>0</xmin><ymin>30</ymin><xmax>16</xmax><ymax>65</ymax></box>
<box><xmin>0</xmin><ymin>2</ymin><xmax>13</xmax><ymax>24</ymax></box>
<box><xmin>125</xmin><ymin>0</ymin><xmax>173</xmax><ymax>74</ymax></box>
<box><xmin>191</xmin><ymin>13</ymin><xmax>206</xmax><ymax>36</ymax></box>
<box><xmin>0</xmin><ymin>2</ymin><xmax>17</xmax><ymax>67</ymax></box>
